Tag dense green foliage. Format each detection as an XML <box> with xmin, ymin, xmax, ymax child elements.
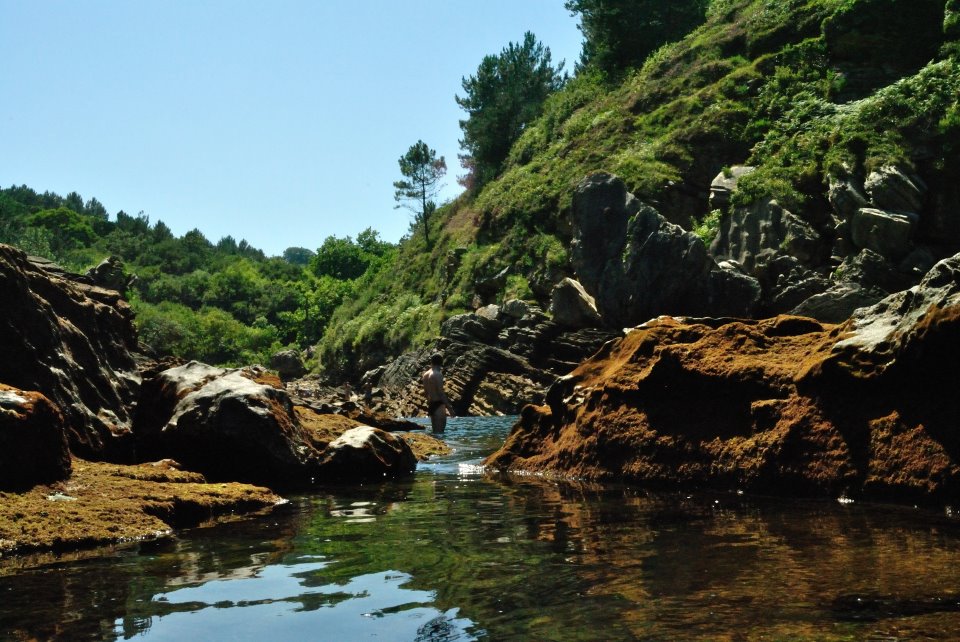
<box><xmin>565</xmin><ymin>0</ymin><xmax>710</xmax><ymax>77</ymax></box>
<box><xmin>456</xmin><ymin>32</ymin><xmax>566</xmax><ymax>190</ymax></box>
<box><xmin>5</xmin><ymin>0</ymin><xmax>957</xmax><ymax>384</ymax></box>
<box><xmin>393</xmin><ymin>140</ymin><xmax>447</xmax><ymax>248</ymax></box>
<box><xmin>0</xmin><ymin>185</ymin><xmax>394</xmax><ymax>367</ymax></box>
<box><xmin>318</xmin><ymin>0</ymin><xmax>959</xmax><ymax>381</ymax></box>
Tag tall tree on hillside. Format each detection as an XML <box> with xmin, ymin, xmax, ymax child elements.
<box><xmin>456</xmin><ymin>32</ymin><xmax>565</xmax><ymax>191</ymax></box>
<box><xmin>394</xmin><ymin>140</ymin><xmax>446</xmax><ymax>248</ymax></box>
<box><xmin>565</xmin><ymin>0</ymin><xmax>709</xmax><ymax>77</ymax></box>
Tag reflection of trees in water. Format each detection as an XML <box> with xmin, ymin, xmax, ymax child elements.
<box><xmin>0</xmin><ymin>501</ymin><xmax>305</xmax><ymax>641</ymax></box>
<box><xmin>5</xmin><ymin>475</ymin><xmax>960</xmax><ymax>640</ymax></box>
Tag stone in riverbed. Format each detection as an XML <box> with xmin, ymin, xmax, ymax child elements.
<box><xmin>134</xmin><ymin>361</ymin><xmax>322</xmax><ymax>488</ymax></box>
<box><xmin>317</xmin><ymin>426</ymin><xmax>417</xmax><ymax>481</ymax></box>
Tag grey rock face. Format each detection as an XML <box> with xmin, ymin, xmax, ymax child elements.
<box><xmin>572</xmin><ymin>173</ymin><xmax>760</xmax><ymax>326</ymax></box>
<box><xmin>864</xmin><ymin>166</ymin><xmax>927</xmax><ymax>213</ymax></box>
<box><xmin>711</xmin><ymin>198</ymin><xmax>821</xmax><ymax>273</ymax></box>
<box><xmin>270</xmin><ymin>349</ymin><xmax>308</xmax><ymax>382</ymax></box>
<box><xmin>850</xmin><ymin>208</ymin><xmax>919</xmax><ymax>259</ymax></box>
<box><xmin>549</xmin><ymin>278</ymin><xmax>601</xmax><ymax>328</ymax></box>
<box><xmin>790</xmin><ymin>284</ymin><xmax>887</xmax><ymax>324</ymax></box>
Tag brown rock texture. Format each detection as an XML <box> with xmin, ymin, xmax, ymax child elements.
<box><xmin>0</xmin><ymin>384</ymin><xmax>71</xmax><ymax>490</ymax></box>
<box><xmin>486</xmin><ymin>253</ymin><xmax>960</xmax><ymax>504</ymax></box>
<box><xmin>0</xmin><ymin>459</ymin><xmax>281</xmax><ymax>557</ymax></box>
<box><xmin>0</xmin><ymin>244</ymin><xmax>140</xmax><ymax>460</ymax></box>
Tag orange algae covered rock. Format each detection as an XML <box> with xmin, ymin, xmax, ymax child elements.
<box><xmin>486</xmin><ymin>253</ymin><xmax>960</xmax><ymax>505</ymax></box>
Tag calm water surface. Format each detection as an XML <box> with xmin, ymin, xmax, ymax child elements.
<box><xmin>4</xmin><ymin>416</ymin><xmax>960</xmax><ymax>640</ymax></box>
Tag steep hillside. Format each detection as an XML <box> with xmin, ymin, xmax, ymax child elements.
<box><xmin>320</xmin><ymin>0</ymin><xmax>959</xmax><ymax>380</ymax></box>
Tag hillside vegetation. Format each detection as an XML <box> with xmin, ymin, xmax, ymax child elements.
<box><xmin>0</xmin><ymin>186</ymin><xmax>393</xmax><ymax>367</ymax></box>
<box><xmin>318</xmin><ymin>0</ymin><xmax>960</xmax><ymax>380</ymax></box>
<box><xmin>3</xmin><ymin>0</ymin><xmax>958</xmax><ymax>382</ymax></box>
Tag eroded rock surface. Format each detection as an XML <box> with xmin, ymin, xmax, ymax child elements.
<box><xmin>486</xmin><ymin>253</ymin><xmax>960</xmax><ymax>505</ymax></box>
<box><xmin>0</xmin><ymin>244</ymin><xmax>140</xmax><ymax>460</ymax></box>
<box><xmin>363</xmin><ymin>301</ymin><xmax>617</xmax><ymax>417</ymax></box>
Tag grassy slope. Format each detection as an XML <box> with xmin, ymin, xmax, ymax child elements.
<box><xmin>320</xmin><ymin>0</ymin><xmax>959</xmax><ymax>380</ymax></box>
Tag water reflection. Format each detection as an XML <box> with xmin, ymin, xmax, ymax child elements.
<box><xmin>3</xmin><ymin>416</ymin><xmax>960</xmax><ymax>640</ymax></box>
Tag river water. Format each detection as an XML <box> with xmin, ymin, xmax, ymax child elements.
<box><xmin>4</xmin><ymin>415</ymin><xmax>960</xmax><ymax>640</ymax></box>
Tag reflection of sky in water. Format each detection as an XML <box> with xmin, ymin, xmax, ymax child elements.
<box><xmin>127</xmin><ymin>559</ymin><xmax>475</xmax><ymax>641</ymax></box>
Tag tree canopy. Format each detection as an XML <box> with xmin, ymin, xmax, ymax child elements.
<box><xmin>393</xmin><ymin>140</ymin><xmax>447</xmax><ymax>247</ymax></box>
<box><xmin>456</xmin><ymin>32</ymin><xmax>565</xmax><ymax>190</ymax></box>
<box><xmin>565</xmin><ymin>0</ymin><xmax>709</xmax><ymax>77</ymax></box>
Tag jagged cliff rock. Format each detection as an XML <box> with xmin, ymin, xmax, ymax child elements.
<box><xmin>0</xmin><ymin>244</ymin><xmax>429</xmax><ymax>494</ymax></box>
<box><xmin>486</xmin><ymin>252</ymin><xmax>960</xmax><ymax>505</ymax></box>
<box><xmin>0</xmin><ymin>244</ymin><xmax>141</xmax><ymax>460</ymax></box>
<box><xmin>364</xmin><ymin>301</ymin><xmax>617</xmax><ymax>417</ymax></box>
<box><xmin>571</xmin><ymin>173</ymin><xmax>761</xmax><ymax>327</ymax></box>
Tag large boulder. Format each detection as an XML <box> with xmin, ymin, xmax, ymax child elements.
<box><xmin>487</xmin><ymin>252</ymin><xmax>960</xmax><ymax>505</ymax></box>
<box><xmin>0</xmin><ymin>244</ymin><xmax>140</xmax><ymax>460</ymax></box>
<box><xmin>864</xmin><ymin>166</ymin><xmax>927</xmax><ymax>213</ymax></box>
<box><xmin>0</xmin><ymin>385</ymin><xmax>71</xmax><ymax>490</ymax></box>
<box><xmin>85</xmin><ymin>256</ymin><xmax>134</xmax><ymax>295</ymax></box>
<box><xmin>134</xmin><ymin>362</ymin><xmax>322</xmax><ymax>488</ymax></box>
<box><xmin>828</xmin><ymin>174</ymin><xmax>870</xmax><ymax>223</ymax></box>
<box><xmin>317</xmin><ymin>426</ymin><xmax>417</xmax><ymax>481</ymax></box>
<box><xmin>549</xmin><ymin>278</ymin><xmax>601</xmax><ymax>328</ymax></box>
<box><xmin>269</xmin><ymin>349</ymin><xmax>308</xmax><ymax>382</ymax></box>
<box><xmin>850</xmin><ymin>208</ymin><xmax>919</xmax><ymax>259</ymax></box>
<box><xmin>708</xmin><ymin>165</ymin><xmax>755</xmax><ymax>211</ymax></box>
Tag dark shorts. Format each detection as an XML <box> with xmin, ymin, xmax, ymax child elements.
<box><xmin>428</xmin><ymin>400</ymin><xmax>445</xmax><ymax>415</ymax></box>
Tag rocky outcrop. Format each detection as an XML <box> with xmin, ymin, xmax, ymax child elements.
<box><xmin>363</xmin><ymin>301</ymin><xmax>618</xmax><ymax>417</ymax></box>
<box><xmin>712</xmin><ymin>197</ymin><xmax>823</xmax><ymax>273</ymax></box>
<box><xmin>269</xmin><ymin>349</ymin><xmax>308</xmax><ymax>382</ymax></box>
<box><xmin>0</xmin><ymin>384</ymin><xmax>71</xmax><ymax>490</ymax></box>
<box><xmin>486</xmin><ymin>253</ymin><xmax>960</xmax><ymax>505</ymax></box>
<box><xmin>317</xmin><ymin>427</ymin><xmax>417</xmax><ymax>482</ymax></box>
<box><xmin>571</xmin><ymin>173</ymin><xmax>761</xmax><ymax>326</ymax></box>
<box><xmin>134</xmin><ymin>362</ymin><xmax>323</xmax><ymax>487</ymax></box>
<box><xmin>549</xmin><ymin>278</ymin><xmax>601</xmax><ymax>328</ymax></box>
<box><xmin>0</xmin><ymin>244</ymin><xmax>141</xmax><ymax>460</ymax></box>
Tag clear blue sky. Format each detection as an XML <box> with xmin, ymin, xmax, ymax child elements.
<box><xmin>0</xmin><ymin>1</ymin><xmax>583</xmax><ymax>257</ymax></box>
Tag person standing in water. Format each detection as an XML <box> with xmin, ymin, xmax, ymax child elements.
<box><xmin>421</xmin><ymin>352</ymin><xmax>455</xmax><ymax>433</ymax></box>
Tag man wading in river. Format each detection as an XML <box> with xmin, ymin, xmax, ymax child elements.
<box><xmin>421</xmin><ymin>353</ymin><xmax>455</xmax><ymax>433</ymax></box>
